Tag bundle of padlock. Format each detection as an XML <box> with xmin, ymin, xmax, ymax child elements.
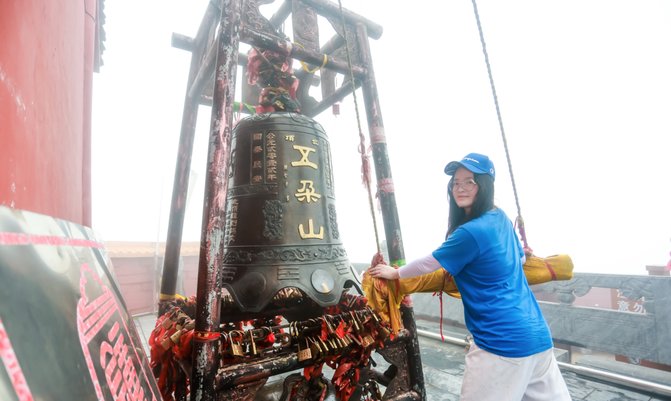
<box><xmin>148</xmin><ymin>297</ymin><xmax>198</xmax><ymax>401</ymax></box>
<box><xmin>219</xmin><ymin>305</ymin><xmax>390</xmax><ymax>362</ymax></box>
<box><xmin>150</xmin><ymin>294</ymin><xmax>391</xmax><ymax>400</ymax></box>
<box><xmin>288</xmin><ymin>296</ymin><xmax>389</xmax><ymax>401</ymax></box>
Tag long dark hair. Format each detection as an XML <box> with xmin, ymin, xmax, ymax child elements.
<box><xmin>446</xmin><ymin>173</ymin><xmax>495</xmax><ymax>237</ymax></box>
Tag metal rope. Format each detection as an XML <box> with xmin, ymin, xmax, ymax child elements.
<box><xmin>471</xmin><ymin>0</ymin><xmax>530</xmax><ymax>248</ymax></box>
<box><xmin>337</xmin><ymin>0</ymin><xmax>382</xmax><ymax>254</ymax></box>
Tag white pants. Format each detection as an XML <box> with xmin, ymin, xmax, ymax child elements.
<box><xmin>460</xmin><ymin>343</ymin><xmax>572</xmax><ymax>401</ymax></box>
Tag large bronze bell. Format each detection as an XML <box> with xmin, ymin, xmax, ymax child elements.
<box><xmin>221</xmin><ymin>112</ymin><xmax>359</xmax><ymax>312</ymax></box>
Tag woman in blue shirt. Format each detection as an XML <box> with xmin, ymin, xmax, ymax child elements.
<box><xmin>368</xmin><ymin>153</ymin><xmax>571</xmax><ymax>401</ymax></box>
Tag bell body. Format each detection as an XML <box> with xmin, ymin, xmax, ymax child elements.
<box><xmin>222</xmin><ymin>112</ymin><xmax>357</xmax><ymax>312</ymax></box>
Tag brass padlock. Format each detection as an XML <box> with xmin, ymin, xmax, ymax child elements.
<box><xmin>349</xmin><ymin>333</ymin><xmax>362</xmax><ymax>346</ymax></box>
<box><xmin>350</xmin><ymin>312</ymin><xmax>361</xmax><ymax>333</ymax></box>
<box><xmin>170</xmin><ymin>329</ymin><xmax>183</xmax><ymax>345</ymax></box>
<box><xmin>319</xmin><ymin>337</ymin><xmax>330</xmax><ymax>354</ymax></box>
<box><xmin>229</xmin><ymin>331</ymin><xmax>244</xmax><ymax>357</ymax></box>
<box><xmin>309</xmin><ymin>337</ymin><xmax>322</xmax><ymax>358</ymax></box>
<box><xmin>248</xmin><ymin>330</ymin><xmax>258</xmax><ymax>356</ymax></box>
<box><xmin>161</xmin><ymin>314</ymin><xmax>174</xmax><ymax>329</ymax></box>
<box><xmin>278</xmin><ymin>332</ymin><xmax>292</xmax><ymax>348</ymax></box>
<box><xmin>361</xmin><ymin>334</ymin><xmax>375</xmax><ymax>348</ymax></box>
<box><xmin>367</xmin><ymin>307</ymin><xmax>380</xmax><ymax>322</ymax></box>
<box><xmin>297</xmin><ymin>339</ymin><xmax>312</xmax><ymax>362</ymax></box>
<box><xmin>160</xmin><ymin>333</ymin><xmax>173</xmax><ymax>350</ymax></box>
<box><xmin>323</xmin><ymin>316</ymin><xmax>335</xmax><ymax>335</ymax></box>
<box><xmin>378</xmin><ymin>324</ymin><xmax>392</xmax><ymax>337</ymax></box>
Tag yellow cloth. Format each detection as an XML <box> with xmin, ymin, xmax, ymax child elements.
<box><xmin>523</xmin><ymin>254</ymin><xmax>573</xmax><ymax>283</ymax></box>
<box><xmin>362</xmin><ymin>254</ymin><xmax>573</xmax><ymax>333</ymax></box>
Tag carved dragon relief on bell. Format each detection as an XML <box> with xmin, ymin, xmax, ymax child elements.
<box><xmin>222</xmin><ymin>112</ymin><xmax>359</xmax><ymax>312</ymax></box>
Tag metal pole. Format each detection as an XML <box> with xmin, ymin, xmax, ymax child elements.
<box><xmin>160</xmin><ymin>2</ymin><xmax>219</xmax><ymax>312</ymax></box>
<box><xmin>356</xmin><ymin>23</ymin><xmax>426</xmax><ymax>401</ymax></box>
<box><xmin>306</xmin><ymin>80</ymin><xmax>360</xmax><ymax>118</ymax></box>
<box><xmin>555</xmin><ymin>362</ymin><xmax>671</xmax><ymax>398</ymax></box>
<box><xmin>190</xmin><ymin>0</ymin><xmax>241</xmax><ymax>399</ymax></box>
<box><xmin>301</xmin><ymin>0</ymin><xmax>383</xmax><ymax>39</ymax></box>
<box><xmin>240</xmin><ymin>26</ymin><xmax>367</xmax><ymax>78</ymax></box>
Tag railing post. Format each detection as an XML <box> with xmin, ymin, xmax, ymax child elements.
<box><xmin>649</xmin><ymin>277</ymin><xmax>671</xmax><ymax>365</ymax></box>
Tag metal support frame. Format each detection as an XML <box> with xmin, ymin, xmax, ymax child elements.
<box><xmin>355</xmin><ymin>22</ymin><xmax>425</xmax><ymax>397</ymax></box>
<box><xmin>188</xmin><ymin>0</ymin><xmax>242</xmax><ymax>399</ymax></box>
<box><xmin>160</xmin><ymin>2</ymin><xmax>219</xmax><ymax>310</ymax></box>
<box><xmin>160</xmin><ymin>1</ymin><xmax>426</xmax><ymax>400</ymax></box>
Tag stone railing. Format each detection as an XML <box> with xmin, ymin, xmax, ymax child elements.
<box><xmin>409</xmin><ymin>272</ymin><xmax>671</xmax><ymax>366</ymax></box>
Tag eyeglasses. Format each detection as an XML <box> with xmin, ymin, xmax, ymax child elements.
<box><xmin>451</xmin><ymin>179</ymin><xmax>477</xmax><ymax>192</ymax></box>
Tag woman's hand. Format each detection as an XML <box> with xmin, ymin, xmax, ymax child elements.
<box><xmin>368</xmin><ymin>263</ymin><xmax>400</xmax><ymax>280</ymax></box>
<box><xmin>523</xmin><ymin>246</ymin><xmax>534</xmax><ymax>257</ymax></box>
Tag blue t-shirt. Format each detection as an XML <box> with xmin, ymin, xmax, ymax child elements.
<box><xmin>432</xmin><ymin>208</ymin><xmax>553</xmax><ymax>357</ymax></box>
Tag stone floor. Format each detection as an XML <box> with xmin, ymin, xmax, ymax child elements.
<box><xmin>411</xmin><ymin>334</ymin><xmax>668</xmax><ymax>401</ymax></box>
<box><xmin>134</xmin><ymin>314</ymin><xmax>670</xmax><ymax>400</ymax></box>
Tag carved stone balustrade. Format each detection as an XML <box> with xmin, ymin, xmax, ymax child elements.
<box><xmin>410</xmin><ymin>272</ymin><xmax>671</xmax><ymax>366</ymax></box>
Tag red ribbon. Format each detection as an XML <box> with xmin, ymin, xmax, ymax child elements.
<box><xmin>543</xmin><ymin>260</ymin><xmax>557</xmax><ymax>281</ymax></box>
<box><xmin>193</xmin><ymin>331</ymin><xmax>220</xmax><ymax>342</ymax></box>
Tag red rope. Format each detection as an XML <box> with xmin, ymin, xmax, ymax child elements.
<box><xmin>360</xmin><ymin>141</ymin><xmax>372</xmax><ymax>192</ymax></box>
<box><xmin>515</xmin><ymin>216</ymin><xmax>530</xmax><ymax>250</ymax></box>
<box><xmin>543</xmin><ymin>260</ymin><xmax>557</xmax><ymax>281</ymax></box>
<box><xmin>433</xmin><ymin>272</ymin><xmax>449</xmax><ymax>342</ymax></box>
<box><xmin>515</xmin><ymin>216</ymin><xmax>535</xmax><ymax>259</ymax></box>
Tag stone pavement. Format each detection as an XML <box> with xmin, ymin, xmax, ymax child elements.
<box><xmin>411</xmin><ymin>334</ymin><xmax>668</xmax><ymax>401</ymax></box>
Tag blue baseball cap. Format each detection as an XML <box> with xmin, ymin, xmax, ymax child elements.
<box><xmin>444</xmin><ymin>153</ymin><xmax>496</xmax><ymax>180</ymax></box>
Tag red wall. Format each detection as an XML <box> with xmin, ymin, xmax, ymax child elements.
<box><xmin>112</xmin><ymin>257</ymin><xmax>159</xmax><ymax>315</ymax></box>
<box><xmin>112</xmin><ymin>255</ymin><xmax>200</xmax><ymax>315</ymax></box>
<box><xmin>0</xmin><ymin>1</ymin><xmax>97</xmax><ymax>226</ymax></box>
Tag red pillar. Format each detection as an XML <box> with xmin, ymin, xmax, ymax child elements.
<box><xmin>0</xmin><ymin>1</ymin><xmax>99</xmax><ymax>226</ymax></box>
